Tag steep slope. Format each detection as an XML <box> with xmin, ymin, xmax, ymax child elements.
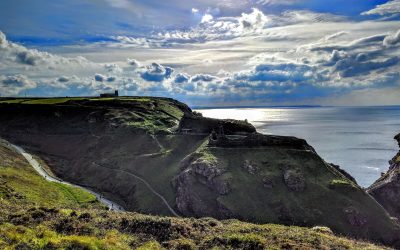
<box><xmin>0</xmin><ymin>140</ymin><xmax>388</xmax><ymax>249</ymax></box>
<box><xmin>0</xmin><ymin>97</ymin><xmax>399</xmax><ymax>247</ymax></box>
<box><xmin>368</xmin><ymin>133</ymin><xmax>400</xmax><ymax>220</ymax></box>
<box><xmin>0</xmin><ymin>139</ymin><xmax>101</xmax><ymax>210</ymax></box>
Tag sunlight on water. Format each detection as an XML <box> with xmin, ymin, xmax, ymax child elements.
<box><xmin>195</xmin><ymin>107</ymin><xmax>400</xmax><ymax>187</ymax></box>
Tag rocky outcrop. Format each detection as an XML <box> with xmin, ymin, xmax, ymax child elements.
<box><xmin>283</xmin><ymin>169</ymin><xmax>306</xmax><ymax>192</ymax></box>
<box><xmin>209</xmin><ymin>132</ymin><xmax>314</xmax><ymax>150</ymax></box>
<box><xmin>367</xmin><ymin>133</ymin><xmax>400</xmax><ymax>220</ymax></box>
<box><xmin>178</xmin><ymin>113</ymin><xmax>256</xmax><ymax>135</ymax></box>
<box><xmin>242</xmin><ymin>160</ymin><xmax>258</xmax><ymax>174</ymax></box>
<box><xmin>173</xmin><ymin>153</ymin><xmax>232</xmax><ymax>218</ymax></box>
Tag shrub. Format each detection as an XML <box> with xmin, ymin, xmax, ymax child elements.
<box><xmin>311</xmin><ymin>226</ymin><xmax>333</xmax><ymax>235</ymax></box>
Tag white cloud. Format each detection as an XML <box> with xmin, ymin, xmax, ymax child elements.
<box><xmin>140</xmin><ymin>62</ymin><xmax>174</xmax><ymax>82</ymax></box>
<box><xmin>256</xmin><ymin>0</ymin><xmax>302</xmax><ymax>5</ymax></box>
<box><xmin>191</xmin><ymin>8</ymin><xmax>199</xmax><ymax>14</ymax></box>
<box><xmin>105</xmin><ymin>63</ymin><xmax>123</xmax><ymax>73</ymax></box>
<box><xmin>127</xmin><ymin>58</ymin><xmax>141</xmax><ymax>68</ymax></box>
<box><xmin>201</xmin><ymin>14</ymin><xmax>214</xmax><ymax>23</ymax></box>
<box><xmin>0</xmin><ymin>74</ymin><xmax>37</xmax><ymax>96</ymax></box>
<box><xmin>362</xmin><ymin>0</ymin><xmax>400</xmax><ymax>16</ymax></box>
<box><xmin>383</xmin><ymin>29</ymin><xmax>400</xmax><ymax>47</ymax></box>
<box><xmin>109</xmin><ymin>36</ymin><xmax>153</xmax><ymax>48</ymax></box>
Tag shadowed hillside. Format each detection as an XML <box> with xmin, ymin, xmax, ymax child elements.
<box><xmin>0</xmin><ymin>140</ymin><xmax>391</xmax><ymax>249</ymax></box>
<box><xmin>0</xmin><ymin>97</ymin><xmax>399</xmax><ymax>248</ymax></box>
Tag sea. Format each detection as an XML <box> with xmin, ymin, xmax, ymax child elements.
<box><xmin>194</xmin><ymin>106</ymin><xmax>400</xmax><ymax>187</ymax></box>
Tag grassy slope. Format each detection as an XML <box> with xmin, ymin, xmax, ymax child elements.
<box><xmin>0</xmin><ymin>124</ymin><xmax>388</xmax><ymax>249</ymax></box>
<box><xmin>0</xmin><ymin>145</ymin><xmax>99</xmax><ymax>209</ymax></box>
<box><xmin>0</xmin><ymin>97</ymin><xmax>186</xmax><ymax>135</ymax></box>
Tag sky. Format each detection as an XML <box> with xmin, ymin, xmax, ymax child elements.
<box><xmin>0</xmin><ymin>0</ymin><xmax>400</xmax><ymax>106</ymax></box>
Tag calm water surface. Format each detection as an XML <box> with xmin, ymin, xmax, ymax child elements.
<box><xmin>195</xmin><ymin>106</ymin><xmax>400</xmax><ymax>187</ymax></box>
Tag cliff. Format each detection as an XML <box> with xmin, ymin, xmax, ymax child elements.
<box><xmin>0</xmin><ymin>97</ymin><xmax>399</xmax><ymax>247</ymax></box>
<box><xmin>368</xmin><ymin>133</ymin><xmax>400</xmax><ymax>221</ymax></box>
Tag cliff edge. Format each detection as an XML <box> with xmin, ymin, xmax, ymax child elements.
<box><xmin>368</xmin><ymin>133</ymin><xmax>400</xmax><ymax>221</ymax></box>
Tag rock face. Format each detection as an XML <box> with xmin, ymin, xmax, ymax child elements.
<box><xmin>283</xmin><ymin>169</ymin><xmax>306</xmax><ymax>192</ymax></box>
<box><xmin>179</xmin><ymin>114</ymin><xmax>256</xmax><ymax>135</ymax></box>
<box><xmin>367</xmin><ymin>133</ymin><xmax>400</xmax><ymax>220</ymax></box>
<box><xmin>173</xmin><ymin>153</ymin><xmax>232</xmax><ymax>218</ymax></box>
<box><xmin>242</xmin><ymin>160</ymin><xmax>258</xmax><ymax>174</ymax></box>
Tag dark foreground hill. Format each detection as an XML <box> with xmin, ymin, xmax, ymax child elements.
<box><xmin>0</xmin><ymin>140</ymin><xmax>389</xmax><ymax>249</ymax></box>
<box><xmin>0</xmin><ymin>97</ymin><xmax>399</xmax><ymax>248</ymax></box>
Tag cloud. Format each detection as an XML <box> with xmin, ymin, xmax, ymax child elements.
<box><xmin>140</xmin><ymin>63</ymin><xmax>174</xmax><ymax>82</ymax></box>
<box><xmin>154</xmin><ymin>9</ymin><xmax>345</xmax><ymax>45</ymax></box>
<box><xmin>104</xmin><ymin>63</ymin><xmax>123</xmax><ymax>73</ymax></box>
<box><xmin>201</xmin><ymin>14</ymin><xmax>213</xmax><ymax>23</ymax></box>
<box><xmin>174</xmin><ymin>73</ymin><xmax>190</xmax><ymax>83</ymax></box>
<box><xmin>383</xmin><ymin>29</ymin><xmax>400</xmax><ymax>47</ymax></box>
<box><xmin>95</xmin><ymin>74</ymin><xmax>117</xmax><ymax>82</ymax></box>
<box><xmin>58</xmin><ymin>76</ymin><xmax>70</xmax><ymax>82</ymax></box>
<box><xmin>256</xmin><ymin>0</ymin><xmax>302</xmax><ymax>5</ymax></box>
<box><xmin>94</xmin><ymin>74</ymin><xmax>106</xmax><ymax>82</ymax></box>
<box><xmin>109</xmin><ymin>36</ymin><xmax>153</xmax><ymax>48</ymax></box>
<box><xmin>127</xmin><ymin>58</ymin><xmax>141</xmax><ymax>68</ymax></box>
<box><xmin>191</xmin><ymin>74</ymin><xmax>218</xmax><ymax>82</ymax></box>
<box><xmin>0</xmin><ymin>30</ymin><xmax>98</xmax><ymax>75</ymax></box>
<box><xmin>107</xmin><ymin>76</ymin><xmax>117</xmax><ymax>82</ymax></box>
<box><xmin>362</xmin><ymin>0</ymin><xmax>400</xmax><ymax>16</ymax></box>
<box><xmin>0</xmin><ymin>74</ymin><xmax>37</xmax><ymax>96</ymax></box>
<box><xmin>233</xmin><ymin>62</ymin><xmax>315</xmax><ymax>83</ymax></box>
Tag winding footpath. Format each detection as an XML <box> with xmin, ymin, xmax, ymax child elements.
<box><xmin>93</xmin><ymin>163</ymin><xmax>180</xmax><ymax>217</ymax></box>
<box><xmin>4</xmin><ymin>141</ymin><xmax>125</xmax><ymax>212</ymax></box>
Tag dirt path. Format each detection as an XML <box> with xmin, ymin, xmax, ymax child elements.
<box><xmin>3</xmin><ymin>140</ymin><xmax>125</xmax><ymax>212</ymax></box>
<box><xmin>94</xmin><ymin>163</ymin><xmax>180</xmax><ymax>217</ymax></box>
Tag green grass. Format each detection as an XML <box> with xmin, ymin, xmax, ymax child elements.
<box><xmin>0</xmin><ymin>145</ymin><xmax>100</xmax><ymax>209</ymax></box>
<box><xmin>329</xmin><ymin>179</ymin><xmax>359</xmax><ymax>190</ymax></box>
<box><xmin>0</xmin><ymin>165</ymin><xmax>98</xmax><ymax>208</ymax></box>
<box><xmin>0</xmin><ymin>97</ymin><xmax>187</xmax><ymax>135</ymax></box>
<box><xmin>0</xmin><ymin>223</ymin><xmax>133</xmax><ymax>250</ymax></box>
<box><xmin>21</xmin><ymin>98</ymin><xmax>84</xmax><ymax>105</ymax></box>
<box><xmin>0</xmin><ymin>210</ymin><xmax>388</xmax><ymax>250</ymax></box>
<box><xmin>0</xmin><ymin>99</ymin><xmax>29</xmax><ymax>104</ymax></box>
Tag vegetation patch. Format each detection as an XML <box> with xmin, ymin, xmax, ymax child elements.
<box><xmin>329</xmin><ymin>179</ymin><xmax>359</xmax><ymax>191</ymax></box>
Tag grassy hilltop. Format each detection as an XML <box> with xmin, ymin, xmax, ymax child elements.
<box><xmin>0</xmin><ymin>141</ymin><xmax>389</xmax><ymax>249</ymax></box>
<box><xmin>0</xmin><ymin>97</ymin><xmax>399</xmax><ymax>248</ymax></box>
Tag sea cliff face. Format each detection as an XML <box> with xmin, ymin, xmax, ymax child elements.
<box><xmin>0</xmin><ymin>97</ymin><xmax>399</xmax><ymax>247</ymax></box>
<box><xmin>368</xmin><ymin>133</ymin><xmax>400</xmax><ymax>221</ymax></box>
